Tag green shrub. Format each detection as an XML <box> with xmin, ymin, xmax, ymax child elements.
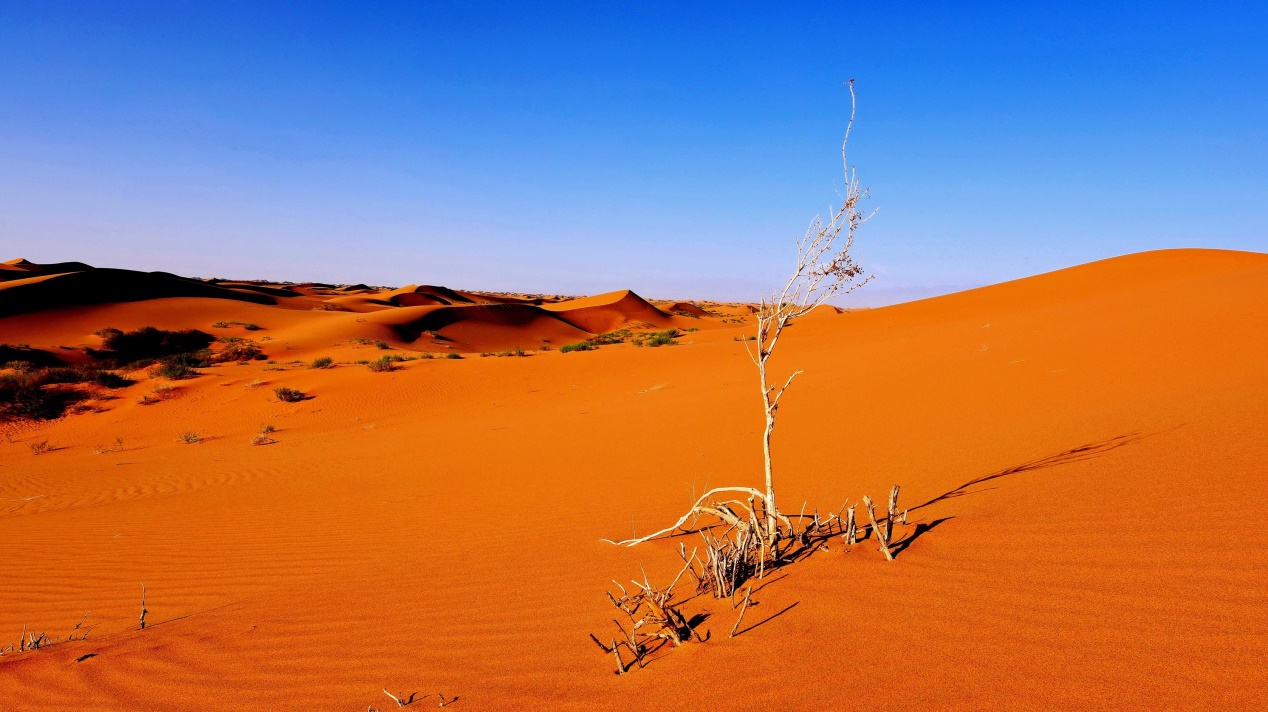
<box><xmin>366</xmin><ymin>356</ymin><xmax>397</xmax><ymax>372</ymax></box>
<box><xmin>273</xmin><ymin>386</ymin><xmax>305</xmax><ymax>402</ymax></box>
<box><xmin>309</xmin><ymin>357</ymin><xmax>334</xmax><ymax>369</ymax></box>
<box><xmin>374</xmin><ymin>340</ymin><xmax>391</xmax><ymax>350</ymax></box>
<box><xmin>420</xmin><ymin>353</ymin><xmax>435</xmax><ymax>360</ymax></box>
<box><xmin>589</xmin><ymin>329</ymin><xmax>631</xmax><ymax>346</ymax></box>
<box><xmin>560</xmin><ymin>342</ymin><xmax>596</xmax><ymax>353</ymax></box>
<box><xmin>444</xmin><ymin>353</ymin><xmax>463</xmax><ymax>360</ymax></box>
<box><xmin>634</xmin><ymin>329</ymin><xmax>680</xmax><ymax>348</ymax></box>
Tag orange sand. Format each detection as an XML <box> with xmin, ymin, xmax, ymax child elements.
<box><xmin>0</xmin><ymin>248</ymin><xmax>1265</xmax><ymax>709</ymax></box>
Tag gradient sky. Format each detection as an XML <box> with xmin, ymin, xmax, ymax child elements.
<box><xmin>1</xmin><ymin>2</ymin><xmax>1265</xmax><ymax>304</ymax></box>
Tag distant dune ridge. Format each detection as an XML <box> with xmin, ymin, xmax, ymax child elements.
<box><xmin>0</xmin><ymin>248</ymin><xmax>1265</xmax><ymax>709</ymax></box>
<box><xmin>0</xmin><ymin>259</ymin><xmax>689</xmax><ymax>353</ymax></box>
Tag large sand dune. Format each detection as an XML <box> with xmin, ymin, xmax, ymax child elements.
<box><xmin>0</xmin><ymin>248</ymin><xmax>1264</xmax><ymax>709</ymax></box>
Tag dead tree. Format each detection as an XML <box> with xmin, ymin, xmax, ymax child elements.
<box><xmin>745</xmin><ymin>79</ymin><xmax>874</xmax><ymax>542</ymax></box>
<box><xmin>605</xmin><ymin>80</ymin><xmax>874</xmax><ymax>550</ymax></box>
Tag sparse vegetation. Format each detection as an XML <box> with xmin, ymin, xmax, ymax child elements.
<box><xmin>366</xmin><ymin>356</ymin><xmax>397</xmax><ymax>372</ymax></box>
<box><xmin>309</xmin><ymin>356</ymin><xmax>334</xmax><ymax>369</ymax></box>
<box><xmin>444</xmin><ymin>353</ymin><xmax>462</xmax><ymax>360</ymax></box>
<box><xmin>148</xmin><ymin>358</ymin><xmax>200</xmax><ymax>380</ymax></box>
<box><xmin>90</xmin><ymin>326</ymin><xmax>215</xmax><ymax>368</ymax></box>
<box><xmin>273</xmin><ymin>386</ymin><xmax>305</xmax><ymax>402</ymax></box>
<box><xmin>92</xmin><ymin>437</ymin><xmax>124</xmax><ymax>455</ymax></box>
<box><xmin>213</xmin><ymin>340</ymin><xmax>265</xmax><ymax>363</ymax></box>
<box><xmin>375</xmin><ymin>340</ymin><xmax>391</xmax><ymax>350</ymax></box>
<box><xmin>28</xmin><ymin>440</ymin><xmax>54</xmax><ymax>455</ymax></box>
<box><xmin>560</xmin><ymin>342</ymin><xmax>596</xmax><ymax>353</ymax></box>
<box><xmin>633</xmin><ymin>329</ymin><xmax>679</xmax><ymax>348</ymax></box>
<box><xmin>251</xmin><ymin>423</ymin><xmax>277</xmax><ymax>446</ymax></box>
<box><xmin>178</xmin><ymin>431</ymin><xmax>202</xmax><ymax>444</ymax></box>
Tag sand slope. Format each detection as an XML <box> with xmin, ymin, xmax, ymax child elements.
<box><xmin>0</xmin><ymin>248</ymin><xmax>1264</xmax><ymax>710</ymax></box>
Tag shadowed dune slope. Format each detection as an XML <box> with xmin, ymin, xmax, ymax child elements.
<box><xmin>0</xmin><ymin>248</ymin><xmax>1264</xmax><ymax>710</ymax></box>
<box><xmin>0</xmin><ymin>268</ymin><xmax>276</xmax><ymax>318</ymax></box>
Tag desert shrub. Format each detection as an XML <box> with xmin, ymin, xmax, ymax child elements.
<box><xmin>214</xmin><ymin>341</ymin><xmax>265</xmax><ymax>363</ymax></box>
<box><xmin>178</xmin><ymin>431</ymin><xmax>202</xmax><ymax>444</ymax></box>
<box><xmin>419</xmin><ymin>353</ymin><xmax>435</xmax><ymax>360</ymax></box>
<box><xmin>366</xmin><ymin>356</ymin><xmax>397</xmax><ymax>372</ymax></box>
<box><xmin>374</xmin><ymin>340</ymin><xmax>391</xmax><ymax>350</ymax></box>
<box><xmin>243</xmin><ymin>323</ymin><xmax>261</xmax><ymax>331</ymax></box>
<box><xmin>92</xmin><ymin>370</ymin><xmax>130</xmax><ymax>388</ymax></box>
<box><xmin>589</xmin><ymin>329</ymin><xmax>631</xmax><ymax>346</ymax></box>
<box><xmin>633</xmin><ymin>329</ymin><xmax>679</xmax><ymax>348</ymax></box>
<box><xmin>28</xmin><ymin>439</ymin><xmax>54</xmax><ymax>455</ymax></box>
<box><xmin>309</xmin><ymin>357</ymin><xmax>334</xmax><ymax>369</ymax></box>
<box><xmin>560</xmin><ymin>342</ymin><xmax>596</xmax><ymax>353</ymax></box>
<box><xmin>444</xmin><ymin>353</ymin><xmax>462</xmax><ymax>360</ymax></box>
<box><xmin>0</xmin><ymin>369</ymin><xmax>102</xmax><ymax>420</ymax></box>
<box><xmin>148</xmin><ymin>356</ymin><xmax>202</xmax><ymax>380</ymax></box>
<box><xmin>92</xmin><ymin>327</ymin><xmax>215</xmax><ymax>367</ymax></box>
<box><xmin>273</xmin><ymin>387</ymin><xmax>305</xmax><ymax>402</ymax></box>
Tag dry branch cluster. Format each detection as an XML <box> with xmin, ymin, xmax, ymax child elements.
<box><xmin>589</xmin><ymin>564</ymin><xmax>704</xmax><ymax>674</ymax></box>
<box><xmin>595</xmin><ymin>485</ymin><xmax>909</xmax><ymax>673</ymax></box>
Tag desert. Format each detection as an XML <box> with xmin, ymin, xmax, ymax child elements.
<box><xmin>3</xmin><ymin>3</ymin><xmax>1267</xmax><ymax>710</ymax></box>
<box><xmin>1</xmin><ymin>247</ymin><xmax>1266</xmax><ymax>709</ymax></box>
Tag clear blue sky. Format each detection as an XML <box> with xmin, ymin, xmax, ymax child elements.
<box><xmin>1</xmin><ymin>2</ymin><xmax>1264</xmax><ymax>303</ymax></box>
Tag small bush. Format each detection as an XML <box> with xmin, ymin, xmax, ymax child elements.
<box><xmin>273</xmin><ymin>387</ymin><xmax>305</xmax><ymax>402</ymax></box>
<box><xmin>92</xmin><ymin>326</ymin><xmax>215</xmax><ymax>367</ymax></box>
<box><xmin>243</xmin><ymin>323</ymin><xmax>262</xmax><ymax>331</ymax></box>
<box><xmin>560</xmin><ymin>342</ymin><xmax>596</xmax><ymax>353</ymax></box>
<box><xmin>309</xmin><ymin>357</ymin><xmax>334</xmax><ymax>369</ymax></box>
<box><xmin>366</xmin><ymin>356</ymin><xmax>397</xmax><ymax>372</ymax></box>
<box><xmin>149</xmin><ymin>359</ymin><xmax>199</xmax><ymax>380</ymax></box>
<box><xmin>178</xmin><ymin>431</ymin><xmax>202</xmax><ymax>444</ymax></box>
<box><xmin>375</xmin><ymin>340</ymin><xmax>391</xmax><ymax>350</ymax></box>
<box><xmin>28</xmin><ymin>440</ymin><xmax>54</xmax><ymax>455</ymax></box>
<box><xmin>260</xmin><ymin>424</ymin><xmax>275</xmax><ymax>434</ymax></box>
<box><xmin>214</xmin><ymin>341</ymin><xmax>265</xmax><ymax>363</ymax></box>
<box><xmin>444</xmin><ymin>353</ymin><xmax>462</xmax><ymax>360</ymax></box>
<box><xmin>1</xmin><ymin>371</ymin><xmax>89</xmax><ymax>420</ymax></box>
<box><xmin>420</xmin><ymin>353</ymin><xmax>435</xmax><ymax>359</ymax></box>
<box><xmin>589</xmin><ymin>329</ymin><xmax>632</xmax><ymax>346</ymax></box>
<box><xmin>634</xmin><ymin>329</ymin><xmax>680</xmax><ymax>348</ymax></box>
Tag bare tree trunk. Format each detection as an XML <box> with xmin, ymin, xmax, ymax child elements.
<box><xmin>759</xmin><ymin>358</ymin><xmax>778</xmax><ymax>542</ymax></box>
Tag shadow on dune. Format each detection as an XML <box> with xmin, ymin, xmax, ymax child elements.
<box><xmin>911</xmin><ymin>431</ymin><xmax>1161</xmax><ymax>512</ymax></box>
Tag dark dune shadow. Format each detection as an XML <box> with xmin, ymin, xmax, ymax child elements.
<box><xmin>911</xmin><ymin>430</ymin><xmax>1169</xmax><ymax>512</ymax></box>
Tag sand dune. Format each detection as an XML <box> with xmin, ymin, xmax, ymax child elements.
<box><xmin>0</xmin><ymin>248</ymin><xmax>1265</xmax><ymax>710</ymax></box>
<box><xmin>0</xmin><ymin>261</ymin><xmax>683</xmax><ymax>353</ymax></box>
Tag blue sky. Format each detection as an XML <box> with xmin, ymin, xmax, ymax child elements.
<box><xmin>1</xmin><ymin>2</ymin><xmax>1264</xmax><ymax>303</ymax></box>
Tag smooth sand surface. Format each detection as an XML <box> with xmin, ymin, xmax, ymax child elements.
<box><xmin>0</xmin><ymin>248</ymin><xmax>1265</xmax><ymax>709</ymax></box>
